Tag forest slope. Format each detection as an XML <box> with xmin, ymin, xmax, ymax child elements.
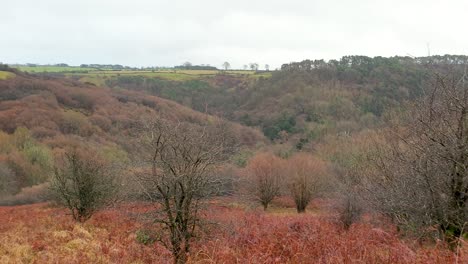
<box><xmin>99</xmin><ymin>55</ymin><xmax>467</xmax><ymax>148</ymax></box>
<box><xmin>0</xmin><ymin>67</ymin><xmax>264</xmax><ymax>201</ymax></box>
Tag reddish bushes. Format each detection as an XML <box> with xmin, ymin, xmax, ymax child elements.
<box><xmin>0</xmin><ymin>202</ymin><xmax>465</xmax><ymax>263</ymax></box>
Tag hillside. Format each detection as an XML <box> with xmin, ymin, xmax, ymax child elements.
<box><xmin>89</xmin><ymin>55</ymin><xmax>467</xmax><ymax>150</ymax></box>
<box><xmin>1</xmin><ymin>56</ymin><xmax>467</xmax><ymax>263</ymax></box>
<box><xmin>0</xmin><ymin>67</ymin><xmax>264</xmax><ymax>201</ymax></box>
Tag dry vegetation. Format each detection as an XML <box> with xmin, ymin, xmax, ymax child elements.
<box><xmin>0</xmin><ymin>200</ymin><xmax>466</xmax><ymax>264</ymax></box>
<box><xmin>1</xmin><ymin>58</ymin><xmax>467</xmax><ymax>263</ymax></box>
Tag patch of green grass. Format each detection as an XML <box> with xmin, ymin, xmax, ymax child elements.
<box><xmin>0</xmin><ymin>71</ymin><xmax>15</xmax><ymax>80</ymax></box>
<box><xmin>78</xmin><ymin>75</ymin><xmax>108</xmax><ymax>86</ymax></box>
<box><xmin>73</xmin><ymin>71</ymin><xmax>200</xmax><ymax>83</ymax></box>
<box><xmin>69</xmin><ymin>69</ymin><xmax>272</xmax><ymax>85</ymax></box>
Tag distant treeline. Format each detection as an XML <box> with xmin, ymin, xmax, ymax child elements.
<box><xmin>281</xmin><ymin>55</ymin><xmax>468</xmax><ymax>71</ymax></box>
<box><xmin>80</xmin><ymin>64</ymin><xmax>140</xmax><ymax>70</ymax></box>
<box><xmin>174</xmin><ymin>64</ymin><xmax>218</xmax><ymax>70</ymax></box>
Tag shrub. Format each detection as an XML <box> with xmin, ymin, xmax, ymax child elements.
<box><xmin>50</xmin><ymin>147</ymin><xmax>119</xmax><ymax>222</ymax></box>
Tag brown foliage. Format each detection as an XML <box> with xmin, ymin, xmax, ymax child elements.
<box><xmin>360</xmin><ymin>72</ymin><xmax>468</xmax><ymax>241</ymax></box>
<box><xmin>287</xmin><ymin>153</ymin><xmax>329</xmax><ymax>213</ymax></box>
<box><xmin>246</xmin><ymin>152</ymin><xmax>286</xmax><ymax>210</ymax></box>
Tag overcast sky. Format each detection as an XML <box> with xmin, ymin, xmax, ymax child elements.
<box><xmin>1</xmin><ymin>0</ymin><xmax>467</xmax><ymax>69</ymax></box>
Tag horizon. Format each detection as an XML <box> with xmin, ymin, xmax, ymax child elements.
<box><xmin>5</xmin><ymin>53</ymin><xmax>468</xmax><ymax>71</ymax></box>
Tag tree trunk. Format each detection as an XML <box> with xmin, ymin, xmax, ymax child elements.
<box><xmin>296</xmin><ymin>203</ymin><xmax>306</xmax><ymax>213</ymax></box>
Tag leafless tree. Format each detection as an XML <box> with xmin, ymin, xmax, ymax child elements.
<box><xmin>315</xmin><ymin>131</ymin><xmax>372</xmax><ymax>229</ymax></box>
<box><xmin>333</xmin><ymin>154</ymin><xmax>366</xmax><ymax>230</ymax></box>
<box><xmin>50</xmin><ymin>148</ymin><xmax>119</xmax><ymax>222</ymax></box>
<box><xmin>362</xmin><ymin>71</ymin><xmax>468</xmax><ymax>241</ymax></box>
<box><xmin>246</xmin><ymin>152</ymin><xmax>285</xmax><ymax>210</ymax></box>
<box><xmin>135</xmin><ymin>119</ymin><xmax>236</xmax><ymax>264</ymax></box>
<box><xmin>287</xmin><ymin>153</ymin><xmax>329</xmax><ymax>213</ymax></box>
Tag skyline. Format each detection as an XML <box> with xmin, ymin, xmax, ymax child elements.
<box><xmin>2</xmin><ymin>0</ymin><xmax>467</xmax><ymax>69</ymax></box>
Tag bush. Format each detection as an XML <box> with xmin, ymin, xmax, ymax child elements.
<box><xmin>50</xmin><ymin>147</ymin><xmax>119</xmax><ymax>222</ymax></box>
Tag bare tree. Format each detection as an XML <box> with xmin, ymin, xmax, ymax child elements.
<box><xmin>50</xmin><ymin>148</ymin><xmax>119</xmax><ymax>222</ymax></box>
<box><xmin>317</xmin><ymin>132</ymin><xmax>372</xmax><ymax>229</ymax></box>
<box><xmin>246</xmin><ymin>152</ymin><xmax>285</xmax><ymax>210</ymax></box>
<box><xmin>362</xmin><ymin>71</ymin><xmax>468</xmax><ymax>241</ymax></box>
<box><xmin>135</xmin><ymin>119</ymin><xmax>235</xmax><ymax>264</ymax></box>
<box><xmin>222</xmin><ymin>61</ymin><xmax>231</xmax><ymax>71</ymax></box>
<box><xmin>265</xmin><ymin>64</ymin><xmax>270</xmax><ymax>71</ymax></box>
<box><xmin>287</xmin><ymin>153</ymin><xmax>329</xmax><ymax>213</ymax></box>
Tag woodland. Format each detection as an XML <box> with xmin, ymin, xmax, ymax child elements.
<box><xmin>0</xmin><ymin>55</ymin><xmax>467</xmax><ymax>263</ymax></box>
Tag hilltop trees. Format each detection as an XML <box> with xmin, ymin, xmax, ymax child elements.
<box><xmin>135</xmin><ymin>119</ymin><xmax>236</xmax><ymax>264</ymax></box>
<box><xmin>222</xmin><ymin>61</ymin><xmax>231</xmax><ymax>71</ymax></box>
<box><xmin>249</xmin><ymin>63</ymin><xmax>259</xmax><ymax>71</ymax></box>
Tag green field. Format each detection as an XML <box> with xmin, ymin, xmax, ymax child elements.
<box><xmin>67</xmin><ymin>69</ymin><xmax>272</xmax><ymax>85</ymax></box>
<box><xmin>12</xmin><ymin>66</ymin><xmax>272</xmax><ymax>85</ymax></box>
<box><xmin>16</xmin><ymin>66</ymin><xmax>98</xmax><ymax>73</ymax></box>
<box><xmin>0</xmin><ymin>71</ymin><xmax>15</xmax><ymax>80</ymax></box>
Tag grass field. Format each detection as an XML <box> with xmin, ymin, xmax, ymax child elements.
<box><xmin>0</xmin><ymin>71</ymin><xmax>16</xmax><ymax>80</ymax></box>
<box><xmin>16</xmin><ymin>66</ymin><xmax>98</xmax><ymax>73</ymax></box>
<box><xmin>67</xmin><ymin>69</ymin><xmax>272</xmax><ymax>85</ymax></box>
<box><xmin>13</xmin><ymin>66</ymin><xmax>272</xmax><ymax>81</ymax></box>
<box><xmin>11</xmin><ymin>66</ymin><xmax>272</xmax><ymax>86</ymax></box>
